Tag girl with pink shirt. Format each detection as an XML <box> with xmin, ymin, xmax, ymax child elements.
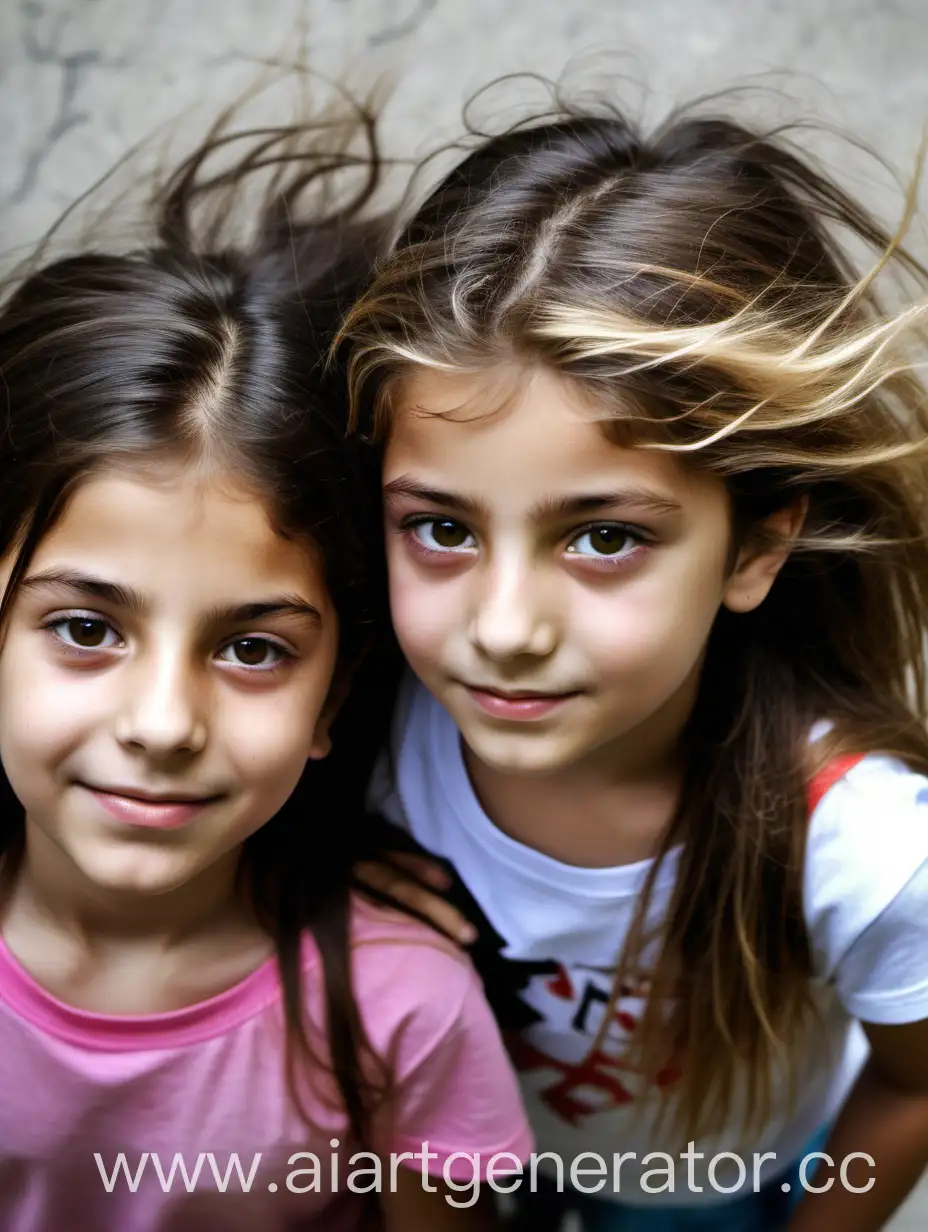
<box><xmin>0</xmin><ymin>111</ymin><xmax>531</xmax><ymax>1232</ymax></box>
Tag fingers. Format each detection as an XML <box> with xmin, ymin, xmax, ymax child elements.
<box><xmin>354</xmin><ymin>859</ymin><xmax>477</xmax><ymax>946</ymax></box>
<box><xmin>386</xmin><ymin>850</ymin><xmax>452</xmax><ymax>890</ymax></box>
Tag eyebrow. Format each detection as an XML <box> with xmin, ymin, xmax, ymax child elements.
<box><xmin>20</xmin><ymin>568</ymin><xmax>322</xmax><ymax>627</ymax></box>
<box><xmin>383</xmin><ymin>477</ymin><xmax>683</xmax><ymax>520</ymax></box>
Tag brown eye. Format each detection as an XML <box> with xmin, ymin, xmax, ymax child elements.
<box><xmin>220</xmin><ymin>638</ymin><xmax>285</xmax><ymax>669</ymax></box>
<box><xmin>52</xmin><ymin>617</ymin><xmax>116</xmax><ymax>649</ymax></box>
<box><xmin>232</xmin><ymin>639</ymin><xmax>270</xmax><ymax>666</ymax></box>
<box><xmin>567</xmin><ymin>525</ymin><xmax>639</xmax><ymax>558</ymax></box>
<box><xmin>72</xmin><ymin>619</ymin><xmax>107</xmax><ymax>646</ymax></box>
<box><xmin>589</xmin><ymin>527</ymin><xmax>629</xmax><ymax>554</ymax></box>
<box><xmin>432</xmin><ymin>520</ymin><xmax>469</xmax><ymax>548</ymax></box>
<box><xmin>412</xmin><ymin>519</ymin><xmax>476</xmax><ymax>552</ymax></box>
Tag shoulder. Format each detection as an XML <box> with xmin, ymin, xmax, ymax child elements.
<box><xmin>298</xmin><ymin>897</ymin><xmax>485</xmax><ymax>1071</ymax></box>
<box><xmin>345</xmin><ymin>898</ymin><xmax>533</xmax><ymax>1163</ymax></box>
<box><xmin>345</xmin><ymin>895</ymin><xmax>481</xmax><ymax>1054</ymax></box>
<box><xmin>805</xmin><ymin>752</ymin><xmax>928</xmax><ymax>982</ymax></box>
<box><xmin>806</xmin><ymin>752</ymin><xmax>928</xmax><ymax>875</ymax></box>
<box><xmin>348</xmin><ymin>893</ymin><xmax>471</xmax><ymax>969</ymax></box>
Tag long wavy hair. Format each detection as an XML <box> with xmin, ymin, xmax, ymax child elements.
<box><xmin>341</xmin><ymin>92</ymin><xmax>928</xmax><ymax>1142</ymax></box>
<box><xmin>0</xmin><ymin>103</ymin><xmax>396</xmax><ymax>1144</ymax></box>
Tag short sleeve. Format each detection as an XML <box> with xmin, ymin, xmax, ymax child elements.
<box><xmin>349</xmin><ymin>902</ymin><xmax>533</xmax><ymax>1180</ymax></box>
<box><xmin>386</xmin><ymin>960</ymin><xmax>534</xmax><ymax>1179</ymax></box>
<box><xmin>833</xmin><ymin>859</ymin><xmax>928</xmax><ymax>1023</ymax></box>
<box><xmin>805</xmin><ymin>754</ymin><xmax>928</xmax><ymax>1022</ymax></box>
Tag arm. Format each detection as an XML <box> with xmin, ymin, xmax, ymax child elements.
<box><xmin>354</xmin><ymin>935</ymin><xmax>532</xmax><ymax>1232</ymax></box>
<box><xmin>787</xmin><ymin>1017</ymin><xmax>928</xmax><ymax>1232</ymax></box>
<box><xmin>381</xmin><ymin>1167</ymin><xmax>500</xmax><ymax>1232</ymax></box>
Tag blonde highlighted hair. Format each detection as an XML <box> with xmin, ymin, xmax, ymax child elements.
<box><xmin>341</xmin><ymin>96</ymin><xmax>928</xmax><ymax>1143</ymax></box>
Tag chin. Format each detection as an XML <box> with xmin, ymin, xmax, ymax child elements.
<box><xmin>75</xmin><ymin>853</ymin><xmax>197</xmax><ymax>898</ymax></box>
<box><xmin>463</xmin><ymin>730</ymin><xmax>582</xmax><ymax>777</ymax></box>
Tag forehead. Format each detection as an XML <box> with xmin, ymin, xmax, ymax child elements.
<box><xmin>21</xmin><ymin>466</ymin><xmax>328</xmax><ymax>603</ymax></box>
<box><xmin>385</xmin><ymin>365</ymin><xmax>711</xmax><ymax>503</ymax></box>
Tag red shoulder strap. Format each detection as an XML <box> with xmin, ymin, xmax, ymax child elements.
<box><xmin>807</xmin><ymin>752</ymin><xmax>867</xmax><ymax>814</ymax></box>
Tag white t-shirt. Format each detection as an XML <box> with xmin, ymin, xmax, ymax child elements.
<box><xmin>367</xmin><ymin>672</ymin><xmax>928</xmax><ymax>1208</ymax></box>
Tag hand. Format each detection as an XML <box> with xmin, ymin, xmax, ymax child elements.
<box><xmin>354</xmin><ymin>851</ymin><xmax>478</xmax><ymax>946</ymax></box>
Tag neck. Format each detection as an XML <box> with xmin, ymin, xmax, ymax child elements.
<box><xmin>7</xmin><ymin>819</ymin><xmax>246</xmax><ymax>947</ymax></box>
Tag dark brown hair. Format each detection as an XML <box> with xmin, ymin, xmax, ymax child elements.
<box><xmin>342</xmin><ymin>93</ymin><xmax>928</xmax><ymax>1142</ymax></box>
<box><xmin>0</xmin><ymin>107</ymin><xmax>395</xmax><ymax>1144</ymax></box>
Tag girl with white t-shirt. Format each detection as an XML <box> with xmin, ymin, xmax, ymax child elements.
<box><xmin>341</xmin><ymin>97</ymin><xmax>928</xmax><ymax>1231</ymax></box>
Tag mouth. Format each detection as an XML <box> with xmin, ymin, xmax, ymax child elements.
<box><xmin>81</xmin><ymin>784</ymin><xmax>224</xmax><ymax>830</ymax></box>
<box><xmin>461</xmin><ymin>683</ymin><xmax>582</xmax><ymax>721</ymax></box>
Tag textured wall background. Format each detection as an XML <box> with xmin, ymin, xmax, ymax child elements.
<box><xmin>3</xmin><ymin>0</ymin><xmax>928</xmax><ymax>253</ymax></box>
<box><xmin>2</xmin><ymin>2</ymin><xmax>927</xmax><ymax>1224</ymax></box>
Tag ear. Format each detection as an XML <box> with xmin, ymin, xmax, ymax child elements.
<box><xmin>307</xmin><ymin>670</ymin><xmax>353</xmax><ymax>761</ymax></box>
<box><xmin>722</xmin><ymin>495</ymin><xmax>808</xmax><ymax>614</ymax></box>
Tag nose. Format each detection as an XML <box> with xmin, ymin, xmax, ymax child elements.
<box><xmin>469</xmin><ymin>556</ymin><xmax>558</xmax><ymax>663</ymax></box>
<box><xmin>114</xmin><ymin>642</ymin><xmax>208</xmax><ymax>761</ymax></box>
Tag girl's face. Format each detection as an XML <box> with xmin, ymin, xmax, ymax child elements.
<box><xmin>383</xmin><ymin>364</ymin><xmax>790</xmax><ymax>779</ymax></box>
<box><xmin>0</xmin><ymin>465</ymin><xmax>339</xmax><ymax>897</ymax></box>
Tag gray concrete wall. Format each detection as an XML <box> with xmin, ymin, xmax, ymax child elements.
<box><xmin>3</xmin><ymin>0</ymin><xmax>928</xmax><ymax>252</ymax></box>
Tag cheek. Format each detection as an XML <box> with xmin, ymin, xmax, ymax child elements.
<box><xmin>570</xmin><ymin>597</ymin><xmax>674</xmax><ymax>675</ymax></box>
<box><xmin>574</xmin><ymin>558</ymin><xmax>724</xmax><ymax>676</ymax></box>
<box><xmin>221</xmin><ymin>668</ymin><xmax>333</xmax><ymax>785</ymax></box>
<box><xmin>386</xmin><ymin>554</ymin><xmax>455</xmax><ymax>657</ymax></box>
<box><xmin>0</xmin><ymin>650</ymin><xmax>96</xmax><ymax>773</ymax></box>
<box><xmin>218</xmin><ymin>709</ymin><xmax>311</xmax><ymax>830</ymax></box>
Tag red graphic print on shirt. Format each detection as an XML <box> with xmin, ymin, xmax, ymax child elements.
<box><xmin>508</xmin><ymin>966</ymin><xmax>681</xmax><ymax>1127</ymax></box>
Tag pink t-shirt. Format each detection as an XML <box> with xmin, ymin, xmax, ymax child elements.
<box><xmin>0</xmin><ymin>897</ymin><xmax>533</xmax><ymax>1231</ymax></box>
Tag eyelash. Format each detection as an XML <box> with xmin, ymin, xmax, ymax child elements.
<box><xmin>399</xmin><ymin>515</ymin><xmax>653</xmax><ymax>569</ymax></box>
<box><xmin>40</xmin><ymin>611</ymin><xmax>297</xmax><ymax>674</ymax></box>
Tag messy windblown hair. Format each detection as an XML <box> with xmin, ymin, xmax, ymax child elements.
<box><xmin>341</xmin><ymin>93</ymin><xmax>928</xmax><ymax>1142</ymax></box>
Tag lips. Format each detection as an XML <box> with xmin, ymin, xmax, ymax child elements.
<box><xmin>82</xmin><ymin>784</ymin><xmax>222</xmax><ymax>831</ymax></box>
<box><xmin>462</xmin><ymin>684</ymin><xmax>581</xmax><ymax>722</ymax></box>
